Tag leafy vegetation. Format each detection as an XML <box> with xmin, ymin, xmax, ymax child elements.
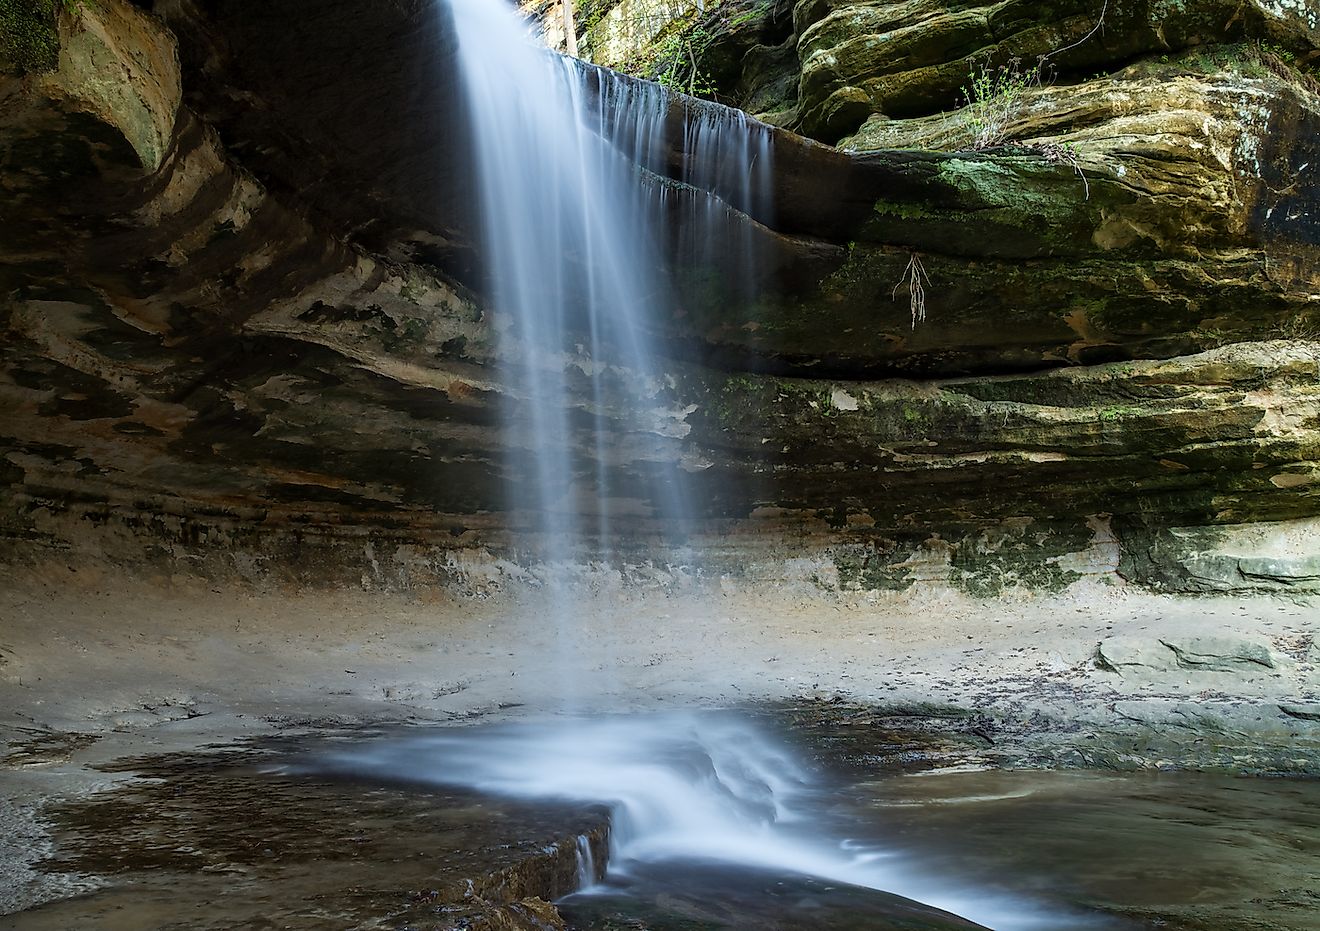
<box><xmin>958</xmin><ymin>57</ymin><xmax>1042</xmax><ymax>149</ymax></box>
<box><xmin>653</xmin><ymin>23</ymin><xmax>718</xmax><ymax>97</ymax></box>
<box><xmin>576</xmin><ymin>0</ymin><xmax>622</xmax><ymax>43</ymax></box>
<box><xmin>1253</xmin><ymin>40</ymin><xmax>1320</xmax><ymax>95</ymax></box>
<box><xmin>956</xmin><ymin>0</ymin><xmax>1111</xmax><ymax>149</ymax></box>
<box><xmin>608</xmin><ymin>0</ymin><xmax>747</xmax><ymax>99</ymax></box>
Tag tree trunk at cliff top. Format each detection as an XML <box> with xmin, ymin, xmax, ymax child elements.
<box><xmin>563</xmin><ymin>0</ymin><xmax>578</xmax><ymax>57</ymax></box>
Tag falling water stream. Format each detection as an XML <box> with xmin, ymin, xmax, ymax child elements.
<box><xmin>439</xmin><ymin>0</ymin><xmax>775</xmax><ymax>711</ymax></box>
<box><xmin>441</xmin><ymin>0</ymin><xmax>770</xmax><ymax>564</ymax></box>
<box><xmin>414</xmin><ymin>2</ymin><xmax>1120</xmax><ymax>929</ymax></box>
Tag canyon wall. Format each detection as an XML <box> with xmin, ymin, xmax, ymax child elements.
<box><xmin>2</xmin><ymin>0</ymin><xmax>1319</xmax><ymax>594</ymax></box>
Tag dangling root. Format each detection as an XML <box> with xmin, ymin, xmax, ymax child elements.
<box><xmin>893</xmin><ymin>251</ymin><xmax>931</xmax><ymax>329</ymax></box>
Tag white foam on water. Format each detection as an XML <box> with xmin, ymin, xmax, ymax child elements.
<box><xmin>310</xmin><ymin>712</ymin><xmax>1119</xmax><ymax>930</ymax></box>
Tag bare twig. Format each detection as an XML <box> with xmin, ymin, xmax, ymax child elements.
<box><xmin>961</xmin><ymin>1</ymin><xmax>1109</xmax><ymax>150</ymax></box>
<box><xmin>1039</xmin><ymin>0</ymin><xmax>1109</xmax><ymax>69</ymax></box>
<box><xmin>1034</xmin><ymin>141</ymin><xmax>1091</xmax><ymax>200</ymax></box>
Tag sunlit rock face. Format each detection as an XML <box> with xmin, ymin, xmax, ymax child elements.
<box><xmin>664</xmin><ymin>0</ymin><xmax>1320</xmax><ymax>378</ymax></box>
<box><xmin>780</xmin><ymin>0</ymin><xmax>1320</xmax><ymax>141</ymax></box>
<box><xmin>2</xmin><ymin>0</ymin><xmax>1319</xmax><ymax>593</ymax></box>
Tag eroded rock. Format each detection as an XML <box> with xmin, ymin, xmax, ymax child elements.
<box><xmin>1098</xmin><ymin>635</ymin><xmax>1282</xmax><ymax>675</ymax></box>
<box><xmin>1095</xmin><ymin>639</ymin><xmax>1177</xmax><ymax>674</ymax></box>
<box><xmin>1160</xmin><ymin>636</ymin><xmax>1279</xmax><ymax>672</ymax></box>
<box><xmin>2</xmin><ymin>0</ymin><xmax>1320</xmax><ymax>593</ymax></box>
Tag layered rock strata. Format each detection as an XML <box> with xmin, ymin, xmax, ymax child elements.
<box><xmin>1</xmin><ymin>0</ymin><xmax>1319</xmax><ymax>593</ymax></box>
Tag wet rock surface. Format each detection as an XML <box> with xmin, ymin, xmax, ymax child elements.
<box><xmin>840</xmin><ymin>765</ymin><xmax>1320</xmax><ymax>931</ymax></box>
<box><xmin>8</xmin><ymin>740</ymin><xmax>607</xmax><ymax>930</ymax></box>
<box><xmin>560</xmin><ymin>866</ymin><xmax>993</xmax><ymax>930</ymax></box>
<box><xmin>3</xmin><ymin>708</ymin><xmax>1316</xmax><ymax>930</ymax></box>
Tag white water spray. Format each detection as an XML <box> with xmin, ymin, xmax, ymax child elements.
<box><xmin>573</xmin><ymin>833</ymin><xmax>598</xmax><ymax>889</ymax></box>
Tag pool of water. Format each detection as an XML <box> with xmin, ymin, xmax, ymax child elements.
<box><xmin>832</xmin><ymin>766</ymin><xmax>1320</xmax><ymax>930</ymax></box>
<box><xmin>551</xmin><ymin>761</ymin><xmax>1320</xmax><ymax>930</ymax></box>
<box><xmin>10</xmin><ymin>709</ymin><xmax>1319</xmax><ymax>930</ymax></box>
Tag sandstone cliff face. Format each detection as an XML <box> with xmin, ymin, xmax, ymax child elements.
<box><xmin>636</xmin><ymin>0</ymin><xmax>1320</xmax><ymax>591</ymax></box>
<box><xmin>1</xmin><ymin>0</ymin><xmax>517</xmax><ymax>567</ymax></box>
<box><xmin>791</xmin><ymin>0</ymin><xmax>1320</xmax><ymax>141</ymax></box>
<box><xmin>2</xmin><ymin>0</ymin><xmax>1319</xmax><ymax>593</ymax></box>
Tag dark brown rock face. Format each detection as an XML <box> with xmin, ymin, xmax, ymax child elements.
<box><xmin>2</xmin><ymin>0</ymin><xmax>1319</xmax><ymax>592</ymax></box>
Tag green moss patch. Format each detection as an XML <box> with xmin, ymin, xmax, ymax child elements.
<box><xmin>0</xmin><ymin>0</ymin><xmax>72</xmax><ymax>75</ymax></box>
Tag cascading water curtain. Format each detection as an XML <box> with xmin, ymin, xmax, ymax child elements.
<box><xmin>438</xmin><ymin>0</ymin><xmax>772</xmax><ymax>690</ymax></box>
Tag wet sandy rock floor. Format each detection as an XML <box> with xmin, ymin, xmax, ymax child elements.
<box><xmin>3</xmin><ymin>709</ymin><xmax>1318</xmax><ymax>931</ymax></box>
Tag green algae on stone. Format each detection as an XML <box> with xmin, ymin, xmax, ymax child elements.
<box><xmin>949</xmin><ymin>521</ymin><xmax>1094</xmax><ymax>596</ymax></box>
<box><xmin>1117</xmin><ymin>519</ymin><xmax>1320</xmax><ymax>592</ymax></box>
<box><xmin>832</xmin><ymin>540</ymin><xmax>918</xmax><ymax>591</ymax></box>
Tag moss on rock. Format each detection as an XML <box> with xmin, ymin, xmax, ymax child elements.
<box><xmin>0</xmin><ymin>0</ymin><xmax>63</xmax><ymax>74</ymax></box>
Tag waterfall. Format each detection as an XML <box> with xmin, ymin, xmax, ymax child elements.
<box><xmin>573</xmin><ymin>833</ymin><xmax>598</xmax><ymax>889</ymax></box>
<box><xmin>438</xmin><ymin>0</ymin><xmax>772</xmax><ymax>570</ymax></box>
<box><xmin>301</xmin><ymin>10</ymin><xmax>1127</xmax><ymax>930</ymax></box>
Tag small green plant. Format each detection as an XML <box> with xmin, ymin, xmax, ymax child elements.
<box><xmin>959</xmin><ymin>57</ymin><xmax>1042</xmax><ymax>149</ymax></box>
<box><xmin>1254</xmin><ymin>40</ymin><xmax>1320</xmax><ymax>95</ymax></box>
<box><xmin>1259</xmin><ymin>42</ymin><xmax>1296</xmax><ymax>65</ymax></box>
<box><xmin>957</xmin><ymin>0</ymin><xmax>1110</xmax><ymax>149</ymax></box>
<box><xmin>726</xmin><ymin>1</ymin><xmax>771</xmax><ymax>30</ymax></box>
<box><xmin>1</xmin><ymin>0</ymin><xmax>60</xmax><ymax>73</ymax></box>
<box><xmin>653</xmin><ymin>24</ymin><xmax>717</xmax><ymax>97</ymax></box>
